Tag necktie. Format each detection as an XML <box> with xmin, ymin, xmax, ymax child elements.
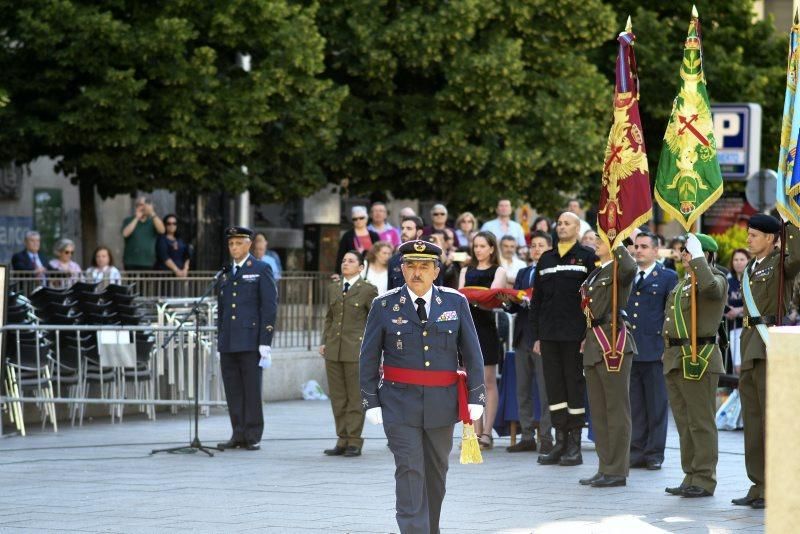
<box><xmin>636</xmin><ymin>270</ymin><xmax>645</xmax><ymax>290</ymax></box>
<box><xmin>343</xmin><ymin>282</ymin><xmax>350</xmax><ymax>294</ymax></box>
<box><xmin>415</xmin><ymin>297</ymin><xmax>427</xmax><ymax>322</ymax></box>
<box><xmin>529</xmin><ymin>265</ymin><xmax>536</xmax><ymax>287</ymax></box>
<box><xmin>233</xmin><ymin>265</ymin><xmax>239</xmax><ymax>277</ymax></box>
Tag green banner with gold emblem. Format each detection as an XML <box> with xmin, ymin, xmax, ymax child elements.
<box><xmin>655</xmin><ymin>6</ymin><xmax>723</xmax><ymax>232</ymax></box>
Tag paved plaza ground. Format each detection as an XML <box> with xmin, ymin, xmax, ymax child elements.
<box><xmin>0</xmin><ymin>400</ymin><xmax>764</xmax><ymax>533</ymax></box>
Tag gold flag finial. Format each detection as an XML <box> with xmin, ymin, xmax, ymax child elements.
<box><xmin>626</xmin><ymin>15</ymin><xmax>632</xmax><ymax>33</ymax></box>
<box><xmin>692</xmin><ymin>4</ymin><xmax>699</xmax><ymax>18</ymax></box>
<box><xmin>795</xmin><ymin>6</ymin><xmax>799</xmax><ymax>25</ymax></box>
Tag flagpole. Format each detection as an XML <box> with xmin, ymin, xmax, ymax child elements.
<box><xmin>611</xmin><ymin>255</ymin><xmax>618</xmax><ymax>362</ymax></box>
<box><xmin>690</xmin><ymin>223</ymin><xmax>698</xmax><ymax>364</ymax></box>
<box><xmin>777</xmin><ymin>221</ymin><xmax>787</xmax><ymax>326</ymax></box>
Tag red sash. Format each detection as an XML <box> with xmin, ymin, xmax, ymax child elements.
<box><xmin>382</xmin><ymin>365</ymin><xmax>471</xmax><ymax>424</ymax></box>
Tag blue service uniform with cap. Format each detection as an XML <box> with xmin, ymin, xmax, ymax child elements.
<box><xmin>360</xmin><ymin>239</ymin><xmax>485</xmax><ymax>534</ymax></box>
<box><xmin>625</xmin><ymin>263</ymin><xmax>677</xmax><ymax>466</ymax></box>
<box><xmin>217</xmin><ymin>227</ymin><xmax>278</xmax><ymax>446</ymax></box>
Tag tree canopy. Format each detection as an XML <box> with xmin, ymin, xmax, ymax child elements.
<box><xmin>318</xmin><ymin>0</ymin><xmax>617</xmax><ymax>213</ymax></box>
<box><xmin>0</xmin><ymin>0</ymin><xmax>345</xmax><ymax>201</ymax></box>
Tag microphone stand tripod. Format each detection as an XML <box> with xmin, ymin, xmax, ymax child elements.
<box><xmin>151</xmin><ymin>271</ymin><xmax>225</xmax><ymax>457</ymax></box>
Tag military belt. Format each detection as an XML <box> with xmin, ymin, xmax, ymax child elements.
<box><xmin>590</xmin><ymin>314</ymin><xmax>628</xmax><ymax>328</ymax></box>
<box><xmin>667</xmin><ymin>336</ymin><xmax>716</xmax><ymax>347</ymax></box>
<box><xmin>743</xmin><ymin>315</ymin><xmax>776</xmax><ymax>328</ymax></box>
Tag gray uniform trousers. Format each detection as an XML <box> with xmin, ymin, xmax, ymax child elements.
<box><xmin>514</xmin><ymin>345</ymin><xmax>552</xmax><ymax>441</ymax></box>
<box><xmin>585</xmin><ymin>355</ymin><xmax>633</xmax><ymax>477</ymax></box>
<box><xmin>384</xmin><ymin>422</ymin><xmax>454</xmax><ymax>534</ymax></box>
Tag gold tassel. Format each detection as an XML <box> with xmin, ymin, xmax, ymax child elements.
<box><xmin>460</xmin><ymin>423</ymin><xmax>483</xmax><ymax>464</ymax></box>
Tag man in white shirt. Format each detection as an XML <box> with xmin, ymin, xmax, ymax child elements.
<box><xmin>481</xmin><ymin>199</ymin><xmax>526</xmax><ymax>246</ymax></box>
<box><xmin>499</xmin><ymin>235</ymin><xmax>527</xmax><ymax>286</ymax></box>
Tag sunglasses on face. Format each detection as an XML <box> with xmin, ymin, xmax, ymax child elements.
<box><xmin>165</xmin><ymin>221</ymin><xmax>177</xmax><ymax>226</ymax></box>
<box><xmin>432</xmin><ymin>213</ymin><xmax>446</xmax><ymax>216</ymax></box>
<box><xmin>352</xmin><ymin>216</ymin><xmax>366</xmax><ymax>221</ymax></box>
<box><xmin>64</xmin><ymin>250</ymin><xmax>74</xmax><ymax>255</ymax></box>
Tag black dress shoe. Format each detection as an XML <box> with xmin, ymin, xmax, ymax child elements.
<box><xmin>245</xmin><ymin>442</ymin><xmax>261</xmax><ymax>451</ymax></box>
<box><xmin>732</xmin><ymin>495</ymin><xmax>756</xmax><ymax>506</ymax></box>
<box><xmin>665</xmin><ymin>485</ymin><xmax>687</xmax><ymax>496</ymax></box>
<box><xmin>591</xmin><ymin>475</ymin><xmax>626</xmax><ymax>487</ymax></box>
<box><xmin>579</xmin><ymin>472</ymin><xmax>603</xmax><ymax>486</ymax></box>
<box><xmin>217</xmin><ymin>439</ymin><xmax>244</xmax><ymax>450</ymax></box>
<box><xmin>343</xmin><ymin>446</ymin><xmax>361</xmax><ymax>457</ymax></box>
<box><xmin>646</xmin><ymin>459</ymin><xmax>663</xmax><ymax>470</ymax></box>
<box><xmin>681</xmin><ymin>485</ymin><xmax>712</xmax><ymax>498</ymax></box>
<box><xmin>507</xmin><ymin>439</ymin><xmax>537</xmax><ymax>453</ymax></box>
<box><xmin>324</xmin><ymin>446</ymin><xmax>346</xmax><ymax>456</ymax></box>
<box><xmin>750</xmin><ymin>498</ymin><xmax>765</xmax><ymax>509</ymax></box>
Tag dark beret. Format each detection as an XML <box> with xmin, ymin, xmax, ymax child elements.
<box><xmin>747</xmin><ymin>214</ymin><xmax>781</xmax><ymax>235</ymax></box>
<box><xmin>398</xmin><ymin>240</ymin><xmax>442</xmax><ymax>262</ymax></box>
<box><xmin>225</xmin><ymin>226</ymin><xmax>254</xmax><ymax>240</ymax></box>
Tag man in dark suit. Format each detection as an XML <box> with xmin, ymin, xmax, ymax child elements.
<box><xmin>626</xmin><ymin>232</ymin><xmax>678</xmax><ymax>470</ymax></box>
<box><xmin>360</xmin><ymin>240</ymin><xmax>485</xmax><ymax>534</ymax></box>
<box><xmin>506</xmin><ymin>230</ymin><xmax>553</xmax><ymax>453</ymax></box>
<box><xmin>216</xmin><ymin>226</ymin><xmax>278</xmax><ymax>451</ymax></box>
<box><xmin>11</xmin><ymin>231</ymin><xmax>48</xmax><ymax>278</ymax></box>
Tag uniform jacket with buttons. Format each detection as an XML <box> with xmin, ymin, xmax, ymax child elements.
<box><xmin>582</xmin><ymin>246</ymin><xmax>638</xmax><ymax>366</ymax></box>
<box><xmin>740</xmin><ymin>224</ymin><xmax>800</xmax><ymax>369</ymax></box>
<box><xmin>661</xmin><ymin>257</ymin><xmax>727</xmax><ymax>374</ymax></box>
<box><xmin>624</xmin><ymin>263</ymin><xmax>678</xmax><ymax>362</ymax></box>
<box><xmin>216</xmin><ymin>254</ymin><xmax>278</xmax><ymax>353</ymax></box>
<box><xmin>530</xmin><ymin>243</ymin><xmax>598</xmax><ymax>342</ymax></box>
<box><xmin>359</xmin><ymin>285</ymin><xmax>486</xmax><ymax>428</ymax></box>
<box><xmin>322</xmin><ymin>277</ymin><xmax>378</xmax><ymax>362</ymax></box>
<box><xmin>507</xmin><ymin>263</ymin><xmax>537</xmax><ymax>351</ymax></box>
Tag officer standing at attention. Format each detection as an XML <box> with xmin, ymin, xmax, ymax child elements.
<box><xmin>531</xmin><ymin>211</ymin><xmax>598</xmax><ymax>467</ymax></box>
<box><xmin>733</xmin><ymin>214</ymin><xmax>800</xmax><ymax>510</ymax></box>
<box><xmin>626</xmin><ymin>232</ymin><xmax>678</xmax><ymax>471</ymax></box>
<box><xmin>360</xmin><ymin>240</ymin><xmax>486</xmax><ymax>534</ymax></box>
<box><xmin>319</xmin><ymin>251</ymin><xmax>378</xmax><ymax>457</ymax></box>
<box><xmin>216</xmin><ymin>227</ymin><xmax>278</xmax><ymax>451</ymax></box>
<box><xmin>580</xmin><ymin>240</ymin><xmax>637</xmax><ymax>488</ymax></box>
<box><xmin>663</xmin><ymin>234</ymin><xmax>727</xmax><ymax>498</ymax></box>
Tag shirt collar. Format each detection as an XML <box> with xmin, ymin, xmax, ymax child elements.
<box><xmin>407</xmin><ymin>285</ymin><xmax>433</xmax><ymax>306</ymax></box>
<box><xmin>599</xmin><ymin>259</ymin><xmax>614</xmax><ymax>269</ymax></box>
<box><xmin>638</xmin><ymin>262</ymin><xmax>657</xmax><ymax>279</ymax></box>
<box><xmin>343</xmin><ymin>274</ymin><xmax>361</xmax><ymax>288</ymax></box>
<box><xmin>233</xmin><ymin>255</ymin><xmax>250</xmax><ymax>269</ymax></box>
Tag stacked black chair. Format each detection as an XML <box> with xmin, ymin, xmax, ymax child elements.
<box><xmin>3</xmin><ymin>286</ymin><xmax>58</xmax><ymax>435</ymax></box>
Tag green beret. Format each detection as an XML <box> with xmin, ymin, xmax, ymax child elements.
<box><xmin>695</xmin><ymin>233</ymin><xmax>718</xmax><ymax>253</ymax></box>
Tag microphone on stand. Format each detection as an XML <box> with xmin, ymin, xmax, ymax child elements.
<box><xmin>214</xmin><ymin>264</ymin><xmax>231</xmax><ymax>280</ymax></box>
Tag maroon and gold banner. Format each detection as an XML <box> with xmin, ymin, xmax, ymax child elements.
<box><xmin>459</xmin><ymin>287</ymin><xmax>532</xmax><ymax>310</ymax></box>
<box><xmin>598</xmin><ymin>19</ymin><xmax>652</xmax><ymax>249</ymax></box>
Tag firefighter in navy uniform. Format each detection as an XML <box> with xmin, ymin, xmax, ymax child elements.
<box><xmin>360</xmin><ymin>240</ymin><xmax>485</xmax><ymax>534</ymax></box>
<box><xmin>531</xmin><ymin>212</ymin><xmax>599</xmax><ymax>467</ymax></box>
<box><xmin>216</xmin><ymin>227</ymin><xmax>278</xmax><ymax>451</ymax></box>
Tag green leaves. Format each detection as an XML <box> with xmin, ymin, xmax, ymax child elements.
<box><xmin>0</xmin><ymin>0</ymin><xmax>344</xmax><ymax>201</ymax></box>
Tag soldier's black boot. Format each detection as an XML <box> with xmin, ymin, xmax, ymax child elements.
<box><xmin>537</xmin><ymin>429</ymin><xmax>566</xmax><ymax>465</ymax></box>
<box><xmin>559</xmin><ymin>429</ymin><xmax>583</xmax><ymax>466</ymax></box>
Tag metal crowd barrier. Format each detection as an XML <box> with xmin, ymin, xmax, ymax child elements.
<box><xmin>1</xmin><ymin>323</ymin><xmax>225</xmax><ymax>437</ymax></box>
<box><xmin>9</xmin><ymin>271</ymin><xmax>333</xmax><ymax>350</ymax></box>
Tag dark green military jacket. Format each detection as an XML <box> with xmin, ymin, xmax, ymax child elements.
<box><xmin>582</xmin><ymin>245</ymin><xmax>638</xmax><ymax>367</ymax></box>
<box><xmin>662</xmin><ymin>257</ymin><xmax>727</xmax><ymax>375</ymax></box>
<box><xmin>740</xmin><ymin>224</ymin><xmax>800</xmax><ymax>370</ymax></box>
<box><xmin>322</xmin><ymin>277</ymin><xmax>378</xmax><ymax>362</ymax></box>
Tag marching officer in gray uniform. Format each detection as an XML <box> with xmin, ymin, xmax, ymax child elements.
<box><xmin>360</xmin><ymin>240</ymin><xmax>486</xmax><ymax>534</ymax></box>
<box><xmin>216</xmin><ymin>226</ymin><xmax>278</xmax><ymax>451</ymax></box>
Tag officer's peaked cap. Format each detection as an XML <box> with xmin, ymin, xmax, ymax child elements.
<box><xmin>225</xmin><ymin>226</ymin><xmax>254</xmax><ymax>240</ymax></box>
<box><xmin>399</xmin><ymin>240</ymin><xmax>442</xmax><ymax>262</ymax></box>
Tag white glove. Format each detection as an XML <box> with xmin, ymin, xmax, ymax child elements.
<box><xmin>258</xmin><ymin>345</ymin><xmax>272</xmax><ymax>369</ymax></box>
<box><xmin>468</xmin><ymin>404</ymin><xmax>484</xmax><ymax>421</ymax></box>
<box><xmin>365</xmin><ymin>406</ymin><xmax>383</xmax><ymax>425</ymax></box>
<box><xmin>685</xmin><ymin>234</ymin><xmax>704</xmax><ymax>259</ymax></box>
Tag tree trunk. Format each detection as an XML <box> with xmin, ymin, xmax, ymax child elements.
<box><xmin>79</xmin><ymin>181</ymin><xmax>98</xmax><ymax>268</ymax></box>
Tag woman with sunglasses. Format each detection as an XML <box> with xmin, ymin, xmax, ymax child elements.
<box><xmin>48</xmin><ymin>238</ymin><xmax>83</xmax><ymax>288</ymax></box>
<box><xmin>155</xmin><ymin>214</ymin><xmax>190</xmax><ymax>277</ymax></box>
<box><xmin>335</xmin><ymin>206</ymin><xmax>380</xmax><ymax>275</ymax></box>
